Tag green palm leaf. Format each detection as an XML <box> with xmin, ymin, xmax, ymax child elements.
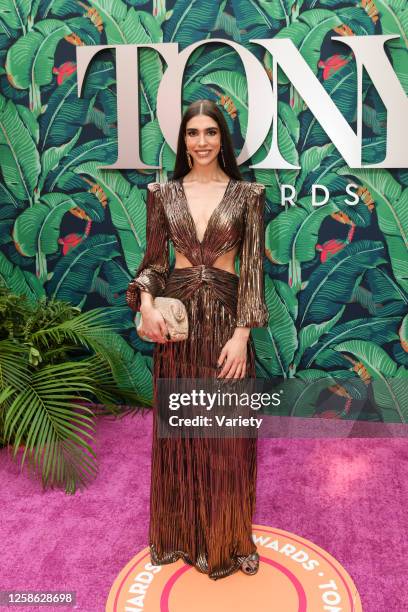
<box><xmin>294</xmin><ymin>306</ymin><xmax>345</xmax><ymax>368</ymax></box>
<box><xmin>45</xmin><ymin>139</ymin><xmax>117</xmax><ymax>192</ymax></box>
<box><xmin>0</xmin><ymin>252</ymin><xmax>46</xmax><ymax>303</ymax></box>
<box><xmin>298</xmin><ymin>240</ymin><xmax>387</xmax><ymax>326</ymax></box>
<box><xmin>38</xmin><ymin>131</ymin><xmax>81</xmax><ymax>192</ymax></box>
<box><xmin>265</xmin><ymin>195</ymin><xmax>339</xmax><ymax>271</ymax></box>
<box><xmin>183</xmin><ymin>46</ymin><xmax>240</xmax><ymax>89</ymax></box>
<box><xmin>339</xmin><ymin>168</ymin><xmax>408</xmax><ymax>293</ymax></box>
<box><xmin>0</xmin><ymin>386</ymin><xmax>15</xmax><ymax>405</ymax></box>
<box><xmin>84</xmin><ymin>331</ymin><xmax>153</xmax><ymax>404</ymax></box>
<box><xmin>46</xmin><ymin>234</ymin><xmax>121</xmax><ymax>306</ymax></box>
<box><xmin>32</xmin><ymin>308</ymin><xmax>153</xmax><ymax>403</ymax></box>
<box><xmin>258</xmin><ymin>0</ymin><xmax>300</xmax><ymax>24</ymax></box>
<box><xmin>0</xmin><ymin>180</ymin><xmax>19</xmax><ymax>208</ymax></box>
<box><xmin>73</xmin><ymin>162</ymin><xmax>145</xmax><ymax>273</ymax></box>
<box><xmin>0</xmin><ymin>0</ymin><xmax>30</xmax><ymax>32</ymax></box>
<box><xmin>303</xmin><ymin>316</ymin><xmax>401</xmax><ymax>369</ymax></box>
<box><xmin>0</xmin><ymin>95</ymin><xmax>40</xmax><ymax>202</ymax></box>
<box><xmin>0</xmin><ymin>340</ymin><xmax>30</xmax><ymax>391</ymax></box>
<box><xmin>335</xmin><ymin>7</ymin><xmax>375</xmax><ymax>35</ymax></box>
<box><xmin>65</xmin><ymin>16</ymin><xmax>103</xmax><ymax>46</ymax></box>
<box><xmin>4</xmin><ymin>361</ymin><xmax>97</xmax><ymax>493</ymax></box>
<box><xmin>376</xmin><ymin>0</ymin><xmax>408</xmax><ymax>94</ymax></box>
<box><xmin>5</xmin><ymin>19</ymin><xmax>71</xmax><ymax>90</ymax></box>
<box><xmin>394</xmin><ymin>343</ymin><xmax>408</xmax><ymax>367</ymax></box>
<box><xmin>365</xmin><ymin>268</ymin><xmax>408</xmax><ymax>316</ymax></box>
<box><xmin>39</xmin><ymin>63</ymin><xmax>115</xmax><ymax>150</ymax></box>
<box><xmin>118</xmin><ymin>4</ymin><xmax>164</xmax><ymax>112</ymax></box>
<box><xmin>0</xmin><ymin>205</ymin><xmax>18</xmax><ymax>246</ymax></box>
<box><xmin>98</xmin><ymin>260</ymin><xmax>132</xmax><ymax>308</ymax></box>
<box><xmin>300</xmin><ymin>62</ymin><xmax>357</xmax><ymax>150</ymax></box>
<box><xmin>275</xmin><ymin>369</ymin><xmax>359</xmax><ymax>418</ymax></box>
<box><xmin>399</xmin><ymin>313</ymin><xmax>408</xmax><ymax>353</ymax></box>
<box><xmin>32</xmin><ymin>306</ymin><xmax>124</xmax><ymax>360</ymax></box>
<box><xmin>13</xmin><ymin>193</ymin><xmax>77</xmax><ymax>258</ymax></box>
<box><xmin>276</xmin><ymin>9</ymin><xmax>342</xmax><ymax>74</ymax></box>
<box><xmin>274</xmin><ymin>279</ymin><xmax>298</xmax><ymax>321</ymax></box>
<box><xmin>163</xmin><ymin>0</ymin><xmax>223</xmax><ymax>46</ymax></box>
<box><xmin>80</xmin><ymin>0</ymin><xmax>132</xmax><ymax>44</ymax></box>
<box><xmin>200</xmin><ymin>70</ymin><xmax>249</xmax><ymax>134</ymax></box>
<box><xmin>333</xmin><ymin>339</ymin><xmax>408</xmax><ymax>423</ymax></box>
<box><xmin>251</xmin><ymin>276</ymin><xmax>298</xmax><ymax>377</ymax></box>
<box><xmin>141</xmin><ymin>119</ymin><xmax>167</xmax><ymax>167</ymax></box>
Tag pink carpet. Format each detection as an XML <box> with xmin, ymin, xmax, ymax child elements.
<box><xmin>1</xmin><ymin>412</ymin><xmax>407</xmax><ymax>611</ymax></box>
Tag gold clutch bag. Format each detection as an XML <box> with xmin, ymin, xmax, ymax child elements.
<box><xmin>136</xmin><ymin>296</ymin><xmax>188</xmax><ymax>342</ymax></box>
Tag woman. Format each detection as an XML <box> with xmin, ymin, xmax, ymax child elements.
<box><xmin>126</xmin><ymin>99</ymin><xmax>269</xmax><ymax>580</ymax></box>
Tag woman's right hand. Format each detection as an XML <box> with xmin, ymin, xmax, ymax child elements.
<box><xmin>137</xmin><ymin>304</ymin><xmax>169</xmax><ymax>343</ymax></box>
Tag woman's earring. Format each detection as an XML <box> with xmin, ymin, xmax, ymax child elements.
<box><xmin>186</xmin><ymin>149</ymin><xmax>193</xmax><ymax>169</ymax></box>
<box><xmin>220</xmin><ymin>145</ymin><xmax>226</xmax><ymax>167</ymax></box>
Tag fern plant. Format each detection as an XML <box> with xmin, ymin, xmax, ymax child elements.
<box><xmin>0</xmin><ymin>285</ymin><xmax>149</xmax><ymax>494</ymax></box>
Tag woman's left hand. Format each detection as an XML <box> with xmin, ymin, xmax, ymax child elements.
<box><xmin>217</xmin><ymin>328</ymin><xmax>250</xmax><ymax>379</ymax></box>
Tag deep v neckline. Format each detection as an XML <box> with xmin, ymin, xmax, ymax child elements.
<box><xmin>179</xmin><ymin>177</ymin><xmax>233</xmax><ymax>246</ymax></box>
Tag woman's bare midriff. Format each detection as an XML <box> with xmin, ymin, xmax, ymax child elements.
<box><xmin>174</xmin><ymin>247</ymin><xmax>239</xmax><ymax>276</ymax></box>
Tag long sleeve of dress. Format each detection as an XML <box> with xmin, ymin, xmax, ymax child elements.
<box><xmin>125</xmin><ymin>183</ymin><xmax>170</xmax><ymax>313</ymax></box>
<box><xmin>236</xmin><ymin>183</ymin><xmax>269</xmax><ymax>328</ymax></box>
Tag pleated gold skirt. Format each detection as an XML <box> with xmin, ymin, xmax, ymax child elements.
<box><xmin>149</xmin><ymin>265</ymin><xmax>258</xmax><ymax>580</ymax></box>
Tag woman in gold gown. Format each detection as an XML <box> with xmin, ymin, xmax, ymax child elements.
<box><xmin>126</xmin><ymin>99</ymin><xmax>269</xmax><ymax>580</ymax></box>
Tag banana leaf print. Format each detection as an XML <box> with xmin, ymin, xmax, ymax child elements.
<box><xmin>163</xmin><ymin>0</ymin><xmax>224</xmax><ymax>46</ymax></box>
<box><xmin>231</xmin><ymin>0</ymin><xmax>281</xmax><ymax>50</ymax></box>
<box><xmin>338</xmin><ymin>167</ymin><xmax>408</xmax><ymax>293</ymax></box>
<box><xmin>0</xmin><ymin>0</ymin><xmax>31</xmax><ymax>33</ymax></box>
<box><xmin>276</xmin><ymin>9</ymin><xmax>343</xmax><ymax>75</ymax></box>
<box><xmin>251</xmin><ymin>275</ymin><xmax>298</xmax><ymax>377</ymax></box>
<box><xmin>376</xmin><ymin>0</ymin><xmax>408</xmax><ymax>94</ymax></box>
<box><xmin>39</xmin><ymin>62</ymin><xmax>116</xmax><ymax>150</ymax></box>
<box><xmin>302</xmin><ymin>316</ymin><xmax>401</xmax><ymax>369</ymax></box>
<box><xmin>399</xmin><ymin>312</ymin><xmax>408</xmax><ymax>350</ymax></box>
<box><xmin>333</xmin><ymin>340</ymin><xmax>408</xmax><ymax>422</ymax></box>
<box><xmin>46</xmin><ymin>234</ymin><xmax>121</xmax><ymax>306</ymax></box>
<box><xmin>265</xmin><ymin>195</ymin><xmax>339</xmax><ymax>291</ymax></box>
<box><xmin>0</xmin><ymin>251</ymin><xmax>45</xmax><ymax>302</ymax></box>
<box><xmin>0</xmin><ymin>95</ymin><xmax>40</xmax><ymax>203</ymax></box>
<box><xmin>73</xmin><ymin>162</ymin><xmax>146</xmax><ymax>273</ymax></box>
<box><xmin>45</xmin><ymin>138</ymin><xmax>118</xmax><ymax>192</ymax></box>
<box><xmin>13</xmin><ymin>194</ymin><xmax>82</xmax><ymax>256</ymax></box>
<box><xmin>6</xmin><ymin>19</ymin><xmax>72</xmax><ymax>114</ymax></box>
<box><xmin>300</xmin><ymin>61</ymin><xmax>357</xmax><ymax>151</ymax></box>
<box><xmin>98</xmin><ymin>259</ymin><xmax>133</xmax><ymax>309</ymax></box>
<box><xmin>0</xmin><ymin>205</ymin><xmax>19</xmax><ymax>245</ymax></box>
<box><xmin>0</xmin><ymin>0</ymin><xmax>406</xmax><ymax>424</ymax></box>
<box><xmin>270</xmin><ymin>368</ymin><xmax>367</xmax><ymax>418</ymax></box>
<box><xmin>299</xmin><ymin>240</ymin><xmax>387</xmax><ymax>326</ymax></box>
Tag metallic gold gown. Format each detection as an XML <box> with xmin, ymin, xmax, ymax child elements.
<box><xmin>126</xmin><ymin>178</ymin><xmax>269</xmax><ymax>580</ymax></box>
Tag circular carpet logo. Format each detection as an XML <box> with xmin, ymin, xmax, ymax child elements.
<box><xmin>107</xmin><ymin>525</ymin><xmax>362</xmax><ymax>611</ymax></box>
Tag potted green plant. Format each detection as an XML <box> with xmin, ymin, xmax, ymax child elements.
<box><xmin>0</xmin><ymin>285</ymin><xmax>149</xmax><ymax>494</ymax></box>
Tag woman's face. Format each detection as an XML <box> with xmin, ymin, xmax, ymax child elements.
<box><xmin>184</xmin><ymin>114</ymin><xmax>222</xmax><ymax>168</ymax></box>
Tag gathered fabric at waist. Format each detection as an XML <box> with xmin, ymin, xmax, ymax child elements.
<box><xmin>163</xmin><ymin>264</ymin><xmax>240</xmax><ymax>316</ymax></box>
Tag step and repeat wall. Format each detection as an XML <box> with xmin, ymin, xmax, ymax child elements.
<box><xmin>0</xmin><ymin>0</ymin><xmax>407</xmax><ymax>420</ymax></box>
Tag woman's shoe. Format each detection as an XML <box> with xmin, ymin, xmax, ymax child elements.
<box><xmin>240</xmin><ymin>552</ymin><xmax>259</xmax><ymax>575</ymax></box>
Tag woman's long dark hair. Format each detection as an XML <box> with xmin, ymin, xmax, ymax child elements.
<box><xmin>172</xmin><ymin>99</ymin><xmax>242</xmax><ymax>182</ymax></box>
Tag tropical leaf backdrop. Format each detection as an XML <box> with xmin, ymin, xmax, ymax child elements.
<box><xmin>0</xmin><ymin>0</ymin><xmax>407</xmax><ymax>422</ymax></box>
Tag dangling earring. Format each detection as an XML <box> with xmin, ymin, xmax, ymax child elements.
<box><xmin>220</xmin><ymin>145</ymin><xmax>226</xmax><ymax>167</ymax></box>
<box><xmin>186</xmin><ymin>149</ymin><xmax>193</xmax><ymax>169</ymax></box>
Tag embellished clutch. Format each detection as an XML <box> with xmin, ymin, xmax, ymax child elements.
<box><xmin>136</xmin><ymin>296</ymin><xmax>188</xmax><ymax>342</ymax></box>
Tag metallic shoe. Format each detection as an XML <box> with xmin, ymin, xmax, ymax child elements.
<box><xmin>240</xmin><ymin>552</ymin><xmax>259</xmax><ymax>575</ymax></box>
